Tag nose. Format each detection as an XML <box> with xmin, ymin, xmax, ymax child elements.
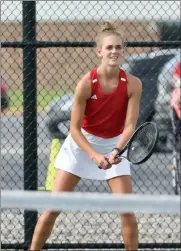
<box><xmin>112</xmin><ymin>47</ymin><xmax>117</xmax><ymax>53</ymax></box>
<box><xmin>112</xmin><ymin>47</ymin><xmax>119</xmax><ymax>55</ymax></box>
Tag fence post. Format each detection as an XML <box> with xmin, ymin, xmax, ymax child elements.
<box><xmin>22</xmin><ymin>1</ymin><xmax>38</xmax><ymax>247</ymax></box>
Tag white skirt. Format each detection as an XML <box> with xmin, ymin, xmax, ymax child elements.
<box><xmin>54</xmin><ymin>129</ymin><xmax>131</xmax><ymax>180</ymax></box>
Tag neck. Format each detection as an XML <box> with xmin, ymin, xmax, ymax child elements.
<box><xmin>97</xmin><ymin>65</ymin><xmax>120</xmax><ymax>79</ymax></box>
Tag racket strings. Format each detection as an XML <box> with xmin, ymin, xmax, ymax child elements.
<box><xmin>128</xmin><ymin>124</ymin><xmax>157</xmax><ymax>163</ymax></box>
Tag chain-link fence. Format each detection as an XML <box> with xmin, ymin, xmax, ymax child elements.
<box><xmin>1</xmin><ymin>1</ymin><xmax>181</xmax><ymax>250</ymax></box>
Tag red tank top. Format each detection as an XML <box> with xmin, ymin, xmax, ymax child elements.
<box><xmin>81</xmin><ymin>68</ymin><xmax>128</xmax><ymax>138</ymax></box>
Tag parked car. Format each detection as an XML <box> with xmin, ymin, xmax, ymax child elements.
<box><xmin>1</xmin><ymin>78</ymin><xmax>9</xmax><ymax>111</ymax></box>
<box><xmin>44</xmin><ymin>93</ymin><xmax>73</xmax><ymax>140</ymax></box>
<box><xmin>45</xmin><ymin>48</ymin><xmax>180</xmax><ymax>152</ymax></box>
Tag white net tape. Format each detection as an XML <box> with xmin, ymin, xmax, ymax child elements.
<box><xmin>1</xmin><ymin>190</ymin><xmax>180</xmax><ymax>214</ymax></box>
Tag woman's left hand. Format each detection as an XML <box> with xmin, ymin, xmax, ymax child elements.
<box><xmin>108</xmin><ymin>149</ymin><xmax>122</xmax><ymax>165</ymax></box>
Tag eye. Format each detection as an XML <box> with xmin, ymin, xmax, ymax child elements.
<box><xmin>106</xmin><ymin>45</ymin><xmax>113</xmax><ymax>50</ymax></box>
<box><xmin>116</xmin><ymin>45</ymin><xmax>122</xmax><ymax>50</ymax></box>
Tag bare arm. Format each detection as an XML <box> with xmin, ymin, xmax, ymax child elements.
<box><xmin>70</xmin><ymin>74</ymin><xmax>97</xmax><ymax>158</ymax></box>
<box><xmin>108</xmin><ymin>75</ymin><xmax>142</xmax><ymax>165</ymax></box>
<box><xmin>115</xmin><ymin>75</ymin><xmax>142</xmax><ymax>150</ymax></box>
<box><xmin>171</xmin><ymin>88</ymin><xmax>181</xmax><ymax>119</ymax></box>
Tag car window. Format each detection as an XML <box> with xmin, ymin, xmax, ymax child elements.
<box><xmin>129</xmin><ymin>54</ymin><xmax>175</xmax><ymax>78</ymax></box>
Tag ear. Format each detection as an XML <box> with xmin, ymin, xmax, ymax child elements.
<box><xmin>120</xmin><ymin>47</ymin><xmax>125</xmax><ymax>58</ymax></box>
<box><xmin>96</xmin><ymin>48</ymin><xmax>102</xmax><ymax>58</ymax></box>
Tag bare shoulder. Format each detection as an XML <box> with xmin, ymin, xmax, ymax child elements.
<box><xmin>126</xmin><ymin>73</ymin><xmax>142</xmax><ymax>96</ymax></box>
<box><xmin>126</xmin><ymin>73</ymin><xmax>142</xmax><ymax>88</ymax></box>
<box><xmin>75</xmin><ymin>71</ymin><xmax>92</xmax><ymax>100</ymax></box>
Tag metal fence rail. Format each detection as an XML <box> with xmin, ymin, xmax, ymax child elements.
<box><xmin>1</xmin><ymin>1</ymin><xmax>180</xmax><ymax>250</ymax></box>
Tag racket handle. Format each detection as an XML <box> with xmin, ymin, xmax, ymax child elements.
<box><xmin>117</xmin><ymin>156</ymin><xmax>127</xmax><ymax>161</ymax></box>
<box><xmin>115</xmin><ymin>146</ymin><xmax>128</xmax><ymax>157</ymax></box>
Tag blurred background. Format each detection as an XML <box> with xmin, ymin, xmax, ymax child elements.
<box><xmin>1</xmin><ymin>1</ymin><xmax>181</xmax><ymax>250</ymax></box>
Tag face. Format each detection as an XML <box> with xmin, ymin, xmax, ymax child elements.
<box><xmin>97</xmin><ymin>35</ymin><xmax>124</xmax><ymax>67</ymax></box>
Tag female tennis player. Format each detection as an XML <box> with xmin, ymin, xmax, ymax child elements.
<box><xmin>29</xmin><ymin>21</ymin><xmax>142</xmax><ymax>251</ymax></box>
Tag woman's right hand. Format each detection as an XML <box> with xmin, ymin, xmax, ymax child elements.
<box><xmin>92</xmin><ymin>153</ymin><xmax>112</xmax><ymax>170</ymax></box>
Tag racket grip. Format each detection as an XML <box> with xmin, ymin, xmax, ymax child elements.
<box><xmin>117</xmin><ymin>156</ymin><xmax>127</xmax><ymax>161</ymax></box>
<box><xmin>116</xmin><ymin>146</ymin><xmax>127</xmax><ymax>157</ymax></box>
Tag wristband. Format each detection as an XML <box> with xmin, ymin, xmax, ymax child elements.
<box><xmin>112</xmin><ymin>147</ymin><xmax>122</xmax><ymax>155</ymax></box>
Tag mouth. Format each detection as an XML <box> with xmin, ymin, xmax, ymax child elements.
<box><xmin>110</xmin><ymin>57</ymin><xmax>118</xmax><ymax>60</ymax></box>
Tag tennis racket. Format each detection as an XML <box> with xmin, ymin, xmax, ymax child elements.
<box><xmin>116</xmin><ymin>122</ymin><xmax>159</xmax><ymax>165</ymax></box>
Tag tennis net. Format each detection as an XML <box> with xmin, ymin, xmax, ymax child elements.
<box><xmin>1</xmin><ymin>190</ymin><xmax>180</xmax><ymax>213</ymax></box>
<box><xmin>1</xmin><ymin>190</ymin><xmax>180</xmax><ymax>250</ymax></box>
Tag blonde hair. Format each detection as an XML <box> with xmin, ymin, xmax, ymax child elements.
<box><xmin>96</xmin><ymin>20</ymin><xmax>125</xmax><ymax>48</ymax></box>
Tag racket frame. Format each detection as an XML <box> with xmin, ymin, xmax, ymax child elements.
<box><xmin>116</xmin><ymin>122</ymin><xmax>159</xmax><ymax>164</ymax></box>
